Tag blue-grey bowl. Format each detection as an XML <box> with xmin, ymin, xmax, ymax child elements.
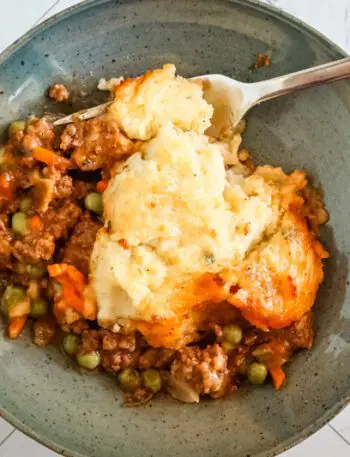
<box><xmin>0</xmin><ymin>1</ymin><xmax>349</xmax><ymax>456</ymax></box>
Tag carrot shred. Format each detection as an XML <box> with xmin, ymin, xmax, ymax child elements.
<box><xmin>0</xmin><ymin>173</ymin><xmax>15</xmax><ymax>199</ymax></box>
<box><xmin>32</xmin><ymin>147</ymin><xmax>72</xmax><ymax>169</ymax></box>
<box><xmin>58</xmin><ymin>275</ymin><xmax>85</xmax><ymax>314</ymax></box>
<box><xmin>269</xmin><ymin>366</ymin><xmax>286</xmax><ymax>390</ymax></box>
<box><xmin>48</xmin><ymin>264</ymin><xmax>87</xmax><ymax>316</ymax></box>
<box><xmin>96</xmin><ymin>179</ymin><xmax>109</xmax><ymax>192</ymax></box>
<box><xmin>29</xmin><ymin>214</ymin><xmax>43</xmax><ymax>232</ymax></box>
<box><xmin>8</xmin><ymin>316</ymin><xmax>27</xmax><ymax>339</ymax></box>
<box><xmin>48</xmin><ymin>264</ymin><xmax>68</xmax><ymax>277</ymax></box>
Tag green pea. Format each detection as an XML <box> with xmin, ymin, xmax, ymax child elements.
<box><xmin>11</xmin><ymin>212</ymin><xmax>29</xmax><ymax>235</ymax></box>
<box><xmin>0</xmin><ymin>285</ymin><xmax>26</xmax><ymax>317</ymax></box>
<box><xmin>84</xmin><ymin>193</ymin><xmax>103</xmax><ymax>214</ymax></box>
<box><xmin>8</xmin><ymin>120</ymin><xmax>26</xmax><ymax>137</ymax></box>
<box><xmin>221</xmin><ymin>341</ymin><xmax>236</xmax><ymax>353</ymax></box>
<box><xmin>30</xmin><ymin>299</ymin><xmax>49</xmax><ymax>318</ymax></box>
<box><xmin>222</xmin><ymin>324</ymin><xmax>243</xmax><ymax>345</ymax></box>
<box><xmin>76</xmin><ymin>351</ymin><xmax>101</xmax><ymax>369</ymax></box>
<box><xmin>142</xmin><ymin>369</ymin><xmax>162</xmax><ymax>393</ymax></box>
<box><xmin>26</xmin><ymin>264</ymin><xmax>47</xmax><ymax>279</ymax></box>
<box><xmin>247</xmin><ymin>362</ymin><xmax>268</xmax><ymax>385</ymax></box>
<box><xmin>117</xmin><ymin>368</ymin><xmax>141</xmax><ymax>393</ymax></box>
<box><xmin>19</xmin><ymin>197</ymin><xmax>32</xmax><ymax>213</ymax></box>
<box><xmin>63</xmin><ymin>334</ymin><xmax>81</xmax><ymax>356</ymax></box>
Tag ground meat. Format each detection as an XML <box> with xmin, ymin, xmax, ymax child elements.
<box><xmin>170</xmin><ymin>344</ymin><xmax>230</xmax><ymax>398</ymax></box>
<box><xmin>60</xmin><ymin>119</ymin><xmax>134</xmax><ymax>171</ymax></box>
<box><xmin>43</xmin><ymin>199</ymin><xmax>82</xmax><ymax>240</ymax></box>
<box><xmin>12</xmin><ymin>232</ymin><xmax>55</xmax><ymax>264</ymax></box>
<box><xmin>70</xmin><ymin>180</ymin><xmax>96</xmax><ymax>200</ymax></box>
<box><xmin>49</xmin><ymin>84</ymin><xmax>70</xmax><ymax>103</ymax></box>
<box><xmin>61</xmin><ymin>213</ymin><xmax>101</xmax><ymax>275</ymax></box>
<box><xmin>33</xmin><ymin>318</ymin><xmax>57</xmax><ymax>347</ymax></box>
<box><xmin>102</xmin><ymin>349</ymin><xmax>139</xmax><ymax>373</ymax></box>
<box><xmin>0</xmin><ymin>224</ymin><xmax>12</xmax><ymax>270</ymax></box>
<box><xmin>21</xmin><ymin>117</ymin><xmax>55</xmax><ymax>155</ymax></box>
<box><xmin>61</xmin><ymin>318</ymin><xmax>89</xmax><ymax>335</ymax></box>
<box><xmin>138</xmin><ymin>348</ymin><xmax>176</xmax><ymax>369</ymax></box>
<box><xmin>280</xmin><ymin>312</ymin><xmax>314</xmax><ymax>350</ymax></box>
<box><xmin>99</xmin><ymin>330</ymin><xmax>140</xmax><ymax>373</ymax></box>
<box><xmin>101</xmin><ymin>330</ymin><xmax>137</xmax><ymax>352</ymax></box>
<box><xmin>80</xmin><ymin>330</ymin><xmax>102</xmax><ymax>353</ymax></box>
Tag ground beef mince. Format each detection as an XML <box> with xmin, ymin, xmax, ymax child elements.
<box><xmin>60</xmin><ymin>119</ymin><xmax>134</xmax><ymax>171</ymax></box>
<box><xmin>138</xmin><ymin>348</ymin><xmax>176</xmax><ymax>370</ymax></box>
<box><xmin>280</xmin><ymin>312</ymin><xmax>314</xmax><ymax>350</ymax></box>
<box><xmin>61</xmin><ymin>213</ymin><xmax>101</xmax><ymax>276</ymax></box>
<box><xmin>49</xmin><ymin>84</ymin><xmax>70</xmax><ymax>103</ymax></box>
<box><xmin>33</xmin><ymin>318</ymin><xmax>57</xmax><ymax>347</ymax></box>
<box><xmin>13</xmin><ymin>232</ymin><xmax>55</xmax><ymax>264</ymax></box>
<box><xmin>101</xmin><ymin>331</ymin><xmax>140</xmax><ymax>373</ymax></box>
<box><xmin>21</xmin><ymin>117</ymin><xmax>55</xmax><ymax>155</ymax></box>
<box><xmin>171</xmin><ymin>344</ymin><xmax>230</xmax><ymax>398</ymax></box>
<box><xmin>0</xmin><ymin>224</ymin><xmax>12</xmax><ymax>270</ymax></box>
<box><xmin>43</xmin><ymin>199</ymin><xmax>82</xmax><ymax>240</ymax></box>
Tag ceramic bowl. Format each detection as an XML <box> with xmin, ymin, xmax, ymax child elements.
<box><xmin>0</xmin><ymin>1</ymin><xmax>349</xmax><ymax>456</ymax></box>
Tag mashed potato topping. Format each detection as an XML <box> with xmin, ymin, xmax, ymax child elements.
<box><xmin>107</xmin><ymin>64</ymin><xmax>213</xmax><ymax>140</ymax></box>
<box><xmin>90</xmin><ymin>65</ymin><xmax>327</xmax><ymax>349</ymax></box>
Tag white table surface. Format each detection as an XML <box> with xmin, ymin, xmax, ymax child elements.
<box><xmin>0</xmin><ymin>0</ymin><xmax>349</xmax><ymax>455</ymax></box>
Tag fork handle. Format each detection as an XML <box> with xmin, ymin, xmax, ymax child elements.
<box><xmin>252</xmin><ymin>57</ymin><xmax>350</xmax><ymax>104</ymax></box>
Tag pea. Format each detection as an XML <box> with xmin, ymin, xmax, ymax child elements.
<box><xmin>222</xmin><ymin>324</ymin><xmax>243</xmax><ymax>345</ymax></box>
<box><xmin>117</xmin><ymin>368</ymin><xmax>141</xmax><ymax>393</ymax></box>
<box><xmin>30</xmin><ymin>299</ymin><xmax>49</xmax><ymax>318</ymax></box>
<box><xmin>8</xmin><ymin>120</ymin><xmax>26</xmax><ymax>137</ymax></box>
<box><xmin>19</xmin><ymin>197</ymin><xmax>32</xmax><ymax>213</ymax></box>
<box><xmin>63</xmin><ymin>333</ymin><xmax>81</xmax><ymax>356</ymax></box>
<box><xmin>0</xmin><ymin>285</ymin><xmax>26</xmax><ymax>317</ymax></box>
<box><xmin>11</xmin><ymin>212</ymin><xmax>29</xmax><ymax>235</ymax></box>
<box><xmin>142</xmin><ymin>369</ymin><xmax>162</xmax><ymax>393</ymax></box>
<box><xmin>221</xmin><ymin>341</ymin><xmax>236</xmax><ymax>353</ymax></box>
<box><xmin>76</xmin><ymin>351</ymin><xmax>101</xmax><ymax>369</ymax></box>
<box><xmin>247</xmin><ymin>362</ymin><xmax>268</xmax><ymax>385</ymax></box>
<box><xmin>26</xmin><ymin>264</ymin><xmax>46</xmax><ymax>279</ymax></box>
<box><xmin>84</xmin><ymin>193</ymin><xmax>103</xmax><ymax>214</ymax></box>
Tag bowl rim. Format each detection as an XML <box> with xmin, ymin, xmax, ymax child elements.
<box><xmin>0</xmin><ymin>1</ymin><xmax>349</xmax><ymax>456</ymax></box>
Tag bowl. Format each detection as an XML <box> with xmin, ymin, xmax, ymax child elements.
<box><xmin>0</xmin><ymin>1</ymin><xmax>349</xmax><ymax>456</ymax></box>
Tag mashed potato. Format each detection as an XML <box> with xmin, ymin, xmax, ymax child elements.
<box><xmin>107</xmin><ymin>64</ymin><xmax>213</xmax><ymax>140</ymax></box>
<box><xmin>89</xmin><ymin>65</ymin><xmax>327</xmax><ymax>349</ymax></box>
<box><xmin>91</xmin><ymin>124</ymin><xmax>280</xmax><ymax>343</ymax></box>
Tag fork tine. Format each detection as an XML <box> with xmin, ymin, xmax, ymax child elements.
<box><xmin>53</xmin><ymin>101</ymin><xmax>112</xmax><ymax>126</ymax></box>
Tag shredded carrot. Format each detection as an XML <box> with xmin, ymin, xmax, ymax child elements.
<box><xmin>269</xmin><ymin>366</ymin><xmax>286</xmax><ymax>390</ymax></box>
<box><xmin>8</xmin><ymin>316</ymin><xmax>27</xmax><ymax>339</ymax></box>
<box><xmin>48</xmin><ymin>263</ymin><xmax>68</xmax><ymax>277</ymax></box>
<box><xmin>29</xmin><ymin>214</ymin><xmax>43</xmax><ymax>231</ymax></box>
<box><xmin>32</xmin><ymin>147</ymin><xmax>72</xmax><ymax>169</ymax></box>
<box><xmin>96</xmin><ymin>179</ymin><xmax>109</xmax><ymax>192</ymax></box>
<box><xmin>48</xmin><ymin>264</ymin><xmax>89</xmax><ymax>316</ymax></box>
<box><xmin>0</xmin><ymin>173</ymin><xmax>15</xmax><ymax>199</ymax></box>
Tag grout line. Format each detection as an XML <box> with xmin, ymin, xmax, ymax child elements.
<box><xmin>0</xmin><ymin>428</ymin><xmax>15</xmax><ymax>447</ymax></box>
<box><xmin>32</xmin><ymin>0</ymin><xmax>61</xmax><ymax>27</ymax></box>
<box><xmin>328</xmin><ymin>424</ymin><xmax>350</xmax><ymax>446</ymax></box>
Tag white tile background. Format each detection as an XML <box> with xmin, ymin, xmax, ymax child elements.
<box><xmin>0</xmin><ymin>0</ymin><xmax>349</xmax><ymax>455</ymax></box>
